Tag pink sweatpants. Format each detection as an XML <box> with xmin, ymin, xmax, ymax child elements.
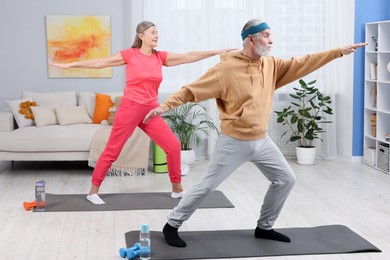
<box><xmin>91</xmin><ymin>98</ymin><xmax>181</xmax><ymax>186</ymax></box>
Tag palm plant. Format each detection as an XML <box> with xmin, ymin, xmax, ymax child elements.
<box><xmin>163</xmin><ymin>102</ymin><xmax>219</xmax><ymax>150</ymax></box>
<box><xmin>274</xmin><ymin>79</ymin><xmax>333</xmax><ymax>148</ymax></box>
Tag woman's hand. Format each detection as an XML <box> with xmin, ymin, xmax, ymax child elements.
<box><xmin>216</xmin><ymin>48</ymin><xmax>237</xmax><ymax>54</ymax></box>
<box><xmin>49</xmin><ymin>62</ymin><xmax>71</xmax><ymax>69</ymax></box>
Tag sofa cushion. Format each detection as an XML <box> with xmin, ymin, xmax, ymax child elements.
<box><xmin>6</xmin><ymin>98</ymin><xmax>36</xmax><ymax>128</ymax></box>
<box><xmin>31</xmin><ymin>106</ymin><xmax>58</xmax><ymax>127</ymax></box>
<box><xmin>79</xmin><ymin>91</ymin><xmax>123</xmax><ymax>118</ymax></box>
<box><xmin>56</xmin><ymin>106</ymin><xmax>92</xmax><ymax>125</ymax></box>
<box><xmin>92</xmin><ymin>93</ymin><xmax>113</xmax><ymax>123</ymax></box>
<box><xmin>0</xmin><ymin>124</ymin><xmax>102</xmax><ymax>152</ymax></box>
<box><xmin>22</xmin><ymin>91</ymin><xmax>77</xmax><ymax>107</ymax></box>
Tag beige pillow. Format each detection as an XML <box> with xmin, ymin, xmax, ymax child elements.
<box><xmin>6</xmin><ymin>98</ymin><xmax>35</xmax><ymax>128</ymax></box>
<box><xmin>55</xmin><ymin>106</ymin><xmax>92</xmax><ymax>125</ymax></box>
<box><xmin>31</xmin><ymin>106</ymin><xmax>58</xmax><ymax>127</ymax></box>
<box><xmin>22</xmin><ymin>91</ymin><xmax>77</xmax><ymax>107</ymax></box>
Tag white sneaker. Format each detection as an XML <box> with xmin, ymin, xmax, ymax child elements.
<box><xmin>86</xmin><ymin>194</ymin><xmax>106</xmax><ymax>205</ymax></box>
<box><xmin>171</xmin><ymin>191</ymin><xmax>185</xmax><ymax>199</ymax></box>
<box><xmin>181</xmin><ymin>164</ymin><xmax>190</xmax><ymax>176</ymax></box>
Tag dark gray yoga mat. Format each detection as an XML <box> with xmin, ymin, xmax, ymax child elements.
<box><xmin>124</xmin><ymin>225</ymin><xmax>381</xmax><ymax>259</ymax></box>
<box><xmin>34</xmin><ymin>190</ymin><xmax>234</xmax><ymax>212</ymax></box>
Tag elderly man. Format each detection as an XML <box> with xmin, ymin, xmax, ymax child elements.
<box><xmin>144</xmin><ymin>18</ymin><xmax>366</xmax><ymax>247</ymax></box>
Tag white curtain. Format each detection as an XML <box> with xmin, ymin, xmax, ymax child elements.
<box><xmin>128</xmin><ymin>0</ymin><xmax>354</xmax><ymax>159</ymax></box>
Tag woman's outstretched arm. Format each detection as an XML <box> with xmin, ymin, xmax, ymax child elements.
<box><xmin>164</xmin><ymin>48</ymin><xmax>236</xmax><ymax>66</ymax></box>
<box><xmin>49</xmin><ymin>52</ymin><xmax>125</xmax><ymax>69</ymax></box>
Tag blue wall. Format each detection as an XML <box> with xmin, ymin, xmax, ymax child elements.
<box><xmin>353</xmin><ymin>0</ymin><xmax>390</xmax><ymax>156</ymax></box>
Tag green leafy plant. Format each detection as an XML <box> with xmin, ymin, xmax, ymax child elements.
<box><xmin>274</xmin><ymin>79</ymin><xmax>333</xmax><ymax>148</ymax></box>
<box><xmin>163</xmin><ymin>102</ymin><xmax>219</xmax><ymax>150</ymax></box>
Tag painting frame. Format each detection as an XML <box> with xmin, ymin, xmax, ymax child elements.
<box><xmin>46</xmin><ymin>15</ymin><xmax>112</xmax><ymax>78</ymax></box>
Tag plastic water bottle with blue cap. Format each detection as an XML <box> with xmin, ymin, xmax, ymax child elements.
<box><xmin>139</xmin><ymin>223</ymin><xmax>151</xmax><ymax>259</ymax></box>
<box><xmin>35</xmin><ymin>180</ymin><xmax>46</xmax><ymax>211</ymax></box>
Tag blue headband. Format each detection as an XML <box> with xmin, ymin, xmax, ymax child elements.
<box><xmin>241</xmin><ymin>22</ymin><xmax>270</xmax><ymax>41</ymax></box>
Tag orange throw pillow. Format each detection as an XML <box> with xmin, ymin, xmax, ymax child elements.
<box><xmin>93</xmin><ymin>93</ymin><xmax>113</xmax><ymax>124</ymax></box>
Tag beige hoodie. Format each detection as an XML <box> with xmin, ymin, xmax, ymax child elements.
<box><xmin>160</xmin><ymin>49</ymin><xmax>342</xmax><ymax>140</ymax></box>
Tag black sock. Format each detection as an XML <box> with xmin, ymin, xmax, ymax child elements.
<box><xmin>254</xmin><ymin>227</ymin><xmax>291</xmax><ymax>242</ymax></box>
<box><xmin>163</xmin><ymin>223</ymin><xmax>187</xmax><ymax>247</ymax></box>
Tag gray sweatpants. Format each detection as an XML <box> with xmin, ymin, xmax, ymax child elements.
<box><xmin>168</xmin><ymin>134</ymin><xmax>296</xmax><ymax>230</ymax></box>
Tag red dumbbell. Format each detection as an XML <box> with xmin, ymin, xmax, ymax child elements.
<box><xmin>23</xmin><ymin>200</ymin><xmax>36</xmax><ymax>211</ymax></box>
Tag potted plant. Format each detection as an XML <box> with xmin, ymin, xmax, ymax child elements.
<box><xmin>163</xmin><ymin>102</ymin><xmax>219</xmax><ymax>171</ymax></box>
<box><xmin>274</xmin><ymin>79</ymin><xmax>333</xmax><ymax>165</ymax></box>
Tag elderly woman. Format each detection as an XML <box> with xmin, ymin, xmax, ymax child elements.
<box><xmin>50</xmin><ymin>21</ymin><xmax>234</xmax><ymax>204</ymax></box>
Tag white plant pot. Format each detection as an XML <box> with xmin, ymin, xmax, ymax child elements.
<box><xmin>296</xmin><ymin>146</ymin><xmax>316</xmax><ymax>165</ymax></box>
<box><xmin>181</xmin><ymin>149</ymin><xmax>196</xmax><ymax>168</ymax></box>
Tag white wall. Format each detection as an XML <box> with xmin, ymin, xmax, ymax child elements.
<box><xmin>0</xmin><ymin>0</ymin><xmax>356</xmax><ymax>160</ymax></box>
<box><xmin>0</xmin><ymin>0</ymin><xmax>128</xmax><ymax>110</ymax></box>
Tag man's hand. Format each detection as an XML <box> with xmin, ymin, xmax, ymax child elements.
<box><xmin>340</xmin><ymin>42</ymin><xmax>368</xmax><ymax>55</ymax></box>
<box><xmin>143</xmin><ymin>107</ymin><xmax>166</xmax><ymax>124</ymax></box>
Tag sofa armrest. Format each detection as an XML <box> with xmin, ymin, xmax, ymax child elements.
<box><xmin>0</xmin><ymin>112</ymin><xmax>15</xmax><ymax>132</ymax></box>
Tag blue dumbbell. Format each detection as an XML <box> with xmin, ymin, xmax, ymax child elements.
<box><xmin>119</xmin><ymin>243</ymin><xmax>140</xmax><ymax>258</ymax></box>
<box><xmin>126</xmin><ymin>249</ymin><xmax>140</xmax><ymax>259</ymax></box>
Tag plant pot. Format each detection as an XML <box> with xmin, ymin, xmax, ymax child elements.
<box><xmin>296</xmin><ymin>146</ymin><xmax>316</xmax><ymax>165</ymax></box>
<box><xmin>181</xmin><ymin>149</ymin><xmax>196</xmax><ymax>176</ymax></box>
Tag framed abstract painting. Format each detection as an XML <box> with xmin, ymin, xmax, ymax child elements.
<box><xmin>46</xmin><ymin>15</ymin><xmax>112</xmax><ymax>78</ymax></box>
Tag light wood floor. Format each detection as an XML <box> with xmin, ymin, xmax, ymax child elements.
<box><xmin>0</xmin><ymin>158</ymin><xmax>389</xmax><ymax>260</ymax></box>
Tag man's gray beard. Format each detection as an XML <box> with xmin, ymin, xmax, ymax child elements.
<box><xmin>255</xmin><ymin>43</ymin><xmax>270</xmax><ymax>56</ymax></box>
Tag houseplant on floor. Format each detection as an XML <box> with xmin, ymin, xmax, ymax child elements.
<box><xmin>274</xmin><ymin>79</ymin><xmax>333</xmax><ymax>165</ymax></box>
<box><xmin>163</xmin><ymin>102</ymin><xmax>219</xmax><ymax>174</ymax></box>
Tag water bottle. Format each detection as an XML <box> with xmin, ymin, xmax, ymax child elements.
<box><xmin>35</xmin><ymin>180</ymin><xmax>46</xmax><ymax>211</ymax></box>
<box><xmin>139</xmin><ymin>223</ymin><xmax>151</xmax><ymax>260</ymax></box>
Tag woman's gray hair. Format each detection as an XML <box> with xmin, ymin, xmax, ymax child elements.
<box><xmin>131</xmin><ymin>21</ymin><xmax>156</xmax><ymax>50</ymax></box>
<box><xmin>242</xmin><ymin>18</ymin><xmax>264</xmax><ymax>46</ymax></box>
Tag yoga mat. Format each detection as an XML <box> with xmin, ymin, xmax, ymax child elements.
<box><xmin>124</xmin><ymin>225</ymin><xmax>381</xmax><ymax>259</ymax></box>
<box><xmin>34</xmin><ymin>190</ymin><xmax>234</xmax><ymax>212</ymax></box>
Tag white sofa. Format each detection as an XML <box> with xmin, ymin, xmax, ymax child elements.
<box><xmin>0</xmin><ymin>91</ymin><xmax>150</xmax><ymax>164</ymax></box>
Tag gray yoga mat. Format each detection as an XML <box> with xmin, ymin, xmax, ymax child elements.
<box><xmin>34</xmin><ymin>190</ymin><xmax>234</xmax><ymax>212</ymax></box>
<box><xmin>124</xmin><ymin>225</ymin><xmax>381</xmax><ymax>259</ymax></box>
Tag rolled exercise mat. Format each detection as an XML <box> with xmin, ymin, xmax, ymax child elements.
<box><xmin>153</xmin><ymin>142</ymin><xmax>168</xmax><ymax>173</ymax></box>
